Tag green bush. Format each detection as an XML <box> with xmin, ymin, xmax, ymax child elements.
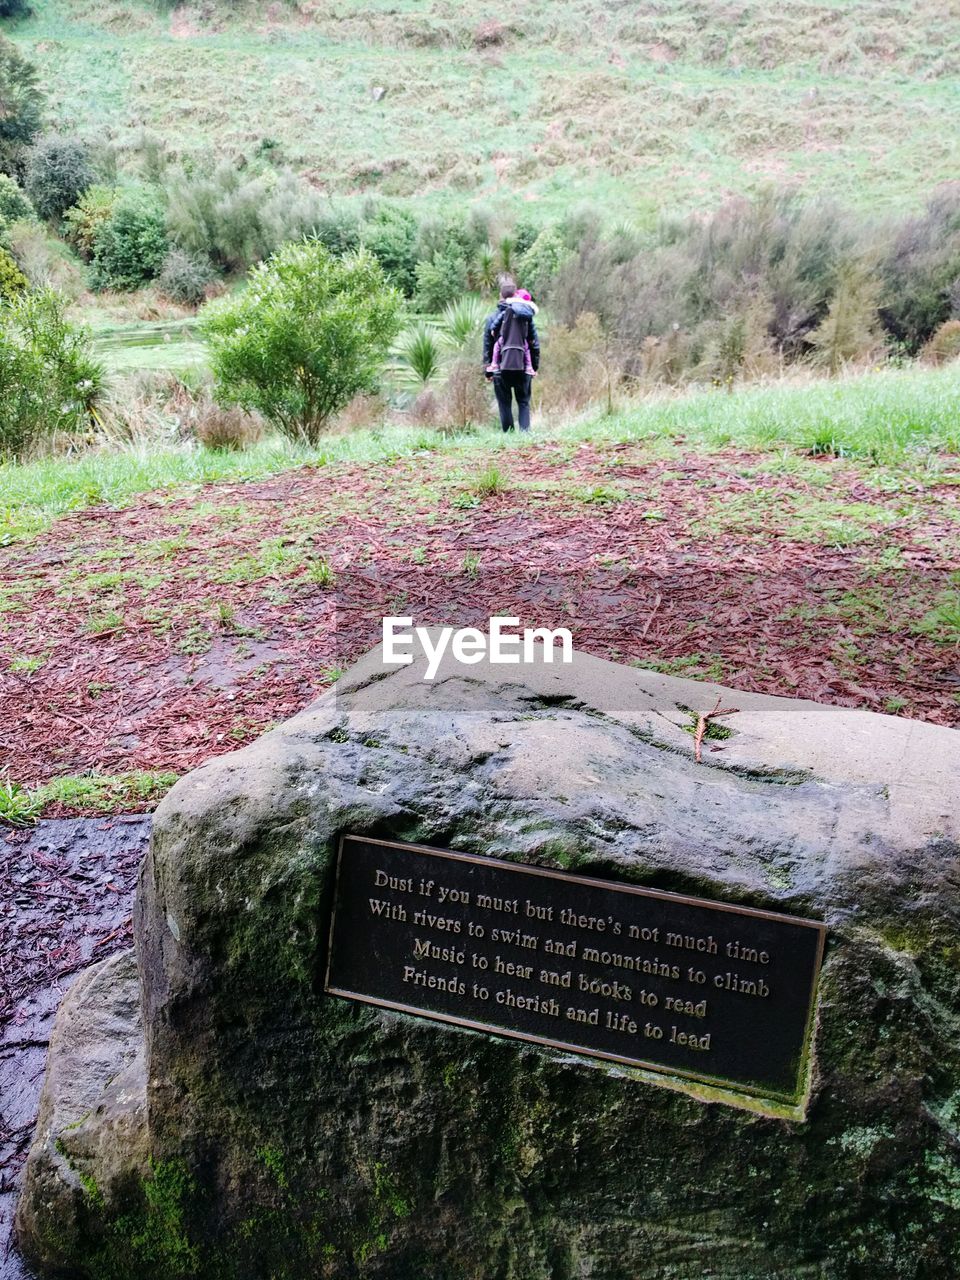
<box><xmin>0</xmin><ymin>37</ymin><xmax>44</xmax><ymax>175</ymax></box>
<box><xmin>91</xmin><ymin>188</ymin><xmax>169</xmax><ymax>290</ymax></box>
<box><xmin>0</xmin><ymin>288</ymin><xmax>104</xmax><ymax>457</ymax></box>
<box><xmin>63</xmin><ymin>185</ymin><xmax>116</xmax><ymax>260</ymax></box>
<box><xmin>517</xmin><ymin>226</ymin><xmax>569</xmax><ymax>296</ymax></box>
<box><xmin>0</xmin><ymin>244</ymin><xmax>28</xmax><ymax>299</ymax></box>
<box><xmin>414</xmin><ymin>250</ymin><xmax>469</xmax><ymax>312</ymax></box>
<box><xmin>311</xmin><ymin>205</ymin><xmax>362</xmax><ymax>257</ymax></box>
<box><xmin>0</xmin><ymin>173</ymin><xmax>34</xmax><ymax>223</ymax></box>
<box><xmin>879</xmin><ymin>185</ymin><xmax>960</xmax><ymax>353</ymax></box>
<box><xmin>0</xmin><ymin>0</ymin><xmax>32</xmax><ymax>15</ymax></box>
<box><xmin>157</xmin><ymin>247</ymin><xmax>217</xmax><ymax>305</ymax></box>
<box><xmin>200</xmin><ymin>239</ymin><xmax>402</xmax><ymax>443</ymax></box>
<box><xmin>24</xmin><ymin>135</ymin><xmax>94</xmax><ymax>221</ymax></box>
<box><xmin>164</xmin><ymin>162</ymin><xmax>331</xmax><ymax>273</ymax></box>
<box><xmin>360</xmin><ymin>204</ymin><xmax>419</xmax><ymax>295</ymax></box>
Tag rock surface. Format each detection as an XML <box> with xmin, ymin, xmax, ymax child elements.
<box><xmin>16</xmin><ymin>642</ymin><xmax>960</xmax><ymax>1279</ymax></box>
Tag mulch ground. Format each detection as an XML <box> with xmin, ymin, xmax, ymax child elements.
<box><xmin>3</xmin><ymin>439</ymin><xmax>960</xmax><ymax>806</ymax></box>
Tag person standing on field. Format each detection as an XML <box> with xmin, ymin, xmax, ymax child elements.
<box><xmin>483</xmin><ymin>275</ymin><xmax>540</xmax><ymax>432</ymax></box>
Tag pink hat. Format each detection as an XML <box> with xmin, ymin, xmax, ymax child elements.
<box><xmin>517</xmin><ymin>289</ymin><xmax>532</xmax><ymax>301</ymax></box>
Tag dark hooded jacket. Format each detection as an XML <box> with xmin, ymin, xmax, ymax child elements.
<box><xmin>483</xmin><ymin>299</ymin><xmax>540</xmax><ymax>372</ymax></box>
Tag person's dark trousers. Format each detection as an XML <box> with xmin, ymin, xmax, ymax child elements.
<box><xmin>493</xmin><ymin>371</ymin><xmax>532</xmax><ymax>432</ymax></box>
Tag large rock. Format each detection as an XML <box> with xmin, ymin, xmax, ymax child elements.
<box><xmin>16</xmin><ymin>641</ymin><xmax>960</xmax><ymax>1279</ymax></box>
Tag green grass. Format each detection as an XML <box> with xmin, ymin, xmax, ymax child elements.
<box><xmin>7</xmin><ymin>0</ymin><xmax>960</xmax><ymax>218</ymax></box>
<box><xmin>1</xmin><ymin>365</ymin><xmax>958</xmax><ymax>544</ymax></box>
<box><xmin>0</xmin><ymin>770</ymin><xmax>179</xmax><ymax>824</ymax></box>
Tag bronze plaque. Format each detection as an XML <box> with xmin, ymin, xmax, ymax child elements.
<box><xmin>325</xmin><ymin>836</ymin><xmax>826</xmax><ymax>1104</ymax></box>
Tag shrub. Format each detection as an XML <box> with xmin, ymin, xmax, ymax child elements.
<box><xmin>0</xmin><ymin>288</ymin><xmax>104</xmax><ymax>457</ymax></box>
<box><xmin>311</xmin><ymin>204</ymin><xmax>362</xmax><ymax>257</ymax></box>
<box><xmin>200</xmin><ymin>240</ymin><xmax>403</xmax><ymax>443</ymax></box>
<box><xmin>92</xmin><ymin>188</ymin><xmax>169</xmax><ymax>290</ymax></box>
<box><xmin>0</xmin><ymin>0</ymin><xmax>32</xmax><ymax>15</ymax></box>
<box><xmin>539</xmin><ymin>312</ymin><xmax>614</xmax><ymax>410</ymax></box>
<box><xmin>333</xmin><ymin>391</ymin><xmax>389</xmax><ymax>433</ymax></box>
<box><xmin>164</xmin><ymin>161</ymin><xmax>270</xmax><ymax>272</ymax></box>
<box><xmin>192</xmin><ymin>403</ymin><xmax>264</xmax><ymax>451</ymax></box>
<box><xmin>409</xmin><ymin>387</ymin><xmax>440</xmax><ymax>427</ymax></box>
<box><xmin>164</xmin><ymin>162</ymin><xmax>331</xmax><ymax>273</ymax></box>
<box><xmin>414</xmin><ymin>250</ymin><xmax>469</xmax><ymax>312</ymax></box>
<box><xmin>441</xmin><ymin>357</ymin><xmax>491</xmax><ymax>430</ymax></box>
<box><xmin>439</xmin><ymin>294</ymin><xmax>486</xmax><ymax>351</ymax></box>
<box><xmin>0</xmin><ymin>172</ymin><xmax>34</xmax><ymax>223</ymax></box>
<box><xmin>360</xmin><ymin>204</ymin><xmax>418</xmax><ymax>295</ymax></box>
<box><xmin>0</xmin><ymin>37</ymin><xmax>43</xmax><ymax>175</ymax></box>
<box><xmin>62</xmin><ymin>185</ymin><xmax>116</xmax><ymax>260</ymax></box>
<box><xmin>0</xmin><ymin>244</ymin><xmax>28</xmax><ymax>299</ymax></box>
<box><xmin>25</xmin><ymin>135</ymin><xmax>94</xmax><ymax>221</ymax></box>
<box><xmin>879</xmin><ymin>184</ymin><xmax>960</xmax><ymax>353</ymax></box>
<box><xmin>807</xmin><ymin>263</ymin><xmax>883</xmax><ymax>374</ymax></box>
<box><xmin>921</xmin><ymin>318</ymin><xmax>960</xmax><ymax>365</ymax></box>
<box><xmin>395</xmin><ymin>321</ymin><xmax>444</xmax><ymax>387</ymax></box>
<box><xmin>157</xmin><ymin>247</ymin><xmax>217</xmax><ymax>305</ymax></box>
<box><xmin>518</xmin><ymin>226</ymin><xmax>569</xmax><ymax>297</ymax></box>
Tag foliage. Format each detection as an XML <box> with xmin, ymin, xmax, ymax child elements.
<box><xmin>157</xmin><ymin>247</ymin><xmax>217</xmax><ymax>305</ymax></box>
<box><xmin>0</xmin><ymin>287</ymin><xmax>104</xmax><ymax>457</ymax></box>
<box><xmin>395</xmin><ymin>321</ymin><xmax>444</xmax><ymax>388</ymax></box>
<box><xmin>808</xmin><ymin>263</ymin><xmax>883</xmax><ymax>374</ymax></box>
<box><xmin>164</xmin><ymin>162</ymin><xmax>329</xmax><ymax>273</ymax></box>
<box><xmin>360</xmin><ymin>204</ymin><xmax>419</xmax><ymax>295</ymax></box>
<box><xmin>539</xmin><ymin>312</ymin><xmax>613</xmax><ymax>410</ymax></box>
<box><xmin>92</xmin><ymin>188</ymin><xmax>169</xmax><ymax>290</ymax></box>
<box><xmin>25</xmin><ymin>135</ymin><xmax>94</xmax><ymax>221</ymax></box>
<box><xmin>0</xmin><ymin>244</ymin><xmax>28</xmax><ymax>299</ymax></box>
<box><xmin>0</xmin><ymin>773</ymin><xmax>42</xmax><ymax>827</ymax></box>
<box><xmin>438</xmin><ymin>294</ymin><xmax>486</xmax><ymax>351</ymax></box>
<box><xmin>63</xmin><ymin>185</ymin><xmax>116</xmax><ymax>260</ymax></box>
<box><xmin>879</xmin><ymin>184</ymin><xmax>960</xmax><ymax>353</ymax></box>
<box><xmin>0</xmin><ymin>0</ymin><xmax>31</xmax><ymax>16</ymax></box>
<box><xmin>0</xmin><ymin>172</ymin><xmax>34</xmax><ymax>223</ymax></box>
<box><xmin>311</xmin><ymin>205</ymin><xmax>362</xmax><ymax>257</ymax></box>
<box><xmin>518</xmin><ymin>227</ymin><xmax>570</xmax><ymax>297</ymax></box>
<box><xmin>0</xmin><ymin>36</ymin><xmax>43</xmax><ymax>175</ymax></box>
<box><xmin>442</xmin><ymin>357</ymin><xmax>491</xmax><ymax>430</ymax></box>
<box><xmin>414</xmin><ymin>249</ymin><xmax>469</xmax><ymax>312</ymax></box>
<box><xmin>200</xmin><ymin>239</ymin><xmax>402</xmax><ymax>443</ymax></box>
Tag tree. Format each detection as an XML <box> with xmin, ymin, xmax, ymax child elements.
<box><xmin>25</xmin><ymin>135</ymin><xmax>94</xmax><ymax>220</ymax></box>
<box><xmin>200</xmin><ymin>240</ymin><xmax>402</xmax><ymax>443</ymax></box>
<box><xmin>0</xmin><ymin>35</ymin><xmax>44</xmax><ymax>174</ymax></box>
<box><xmin>0</xmin><ymin>287</ymin><xmax>104</xmax><ymax>457</ymax></box>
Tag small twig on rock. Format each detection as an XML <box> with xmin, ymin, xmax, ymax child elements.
<box><xmin>694</xmin><ymin>696</ymin><xmax>740</xmax><ymax>764</ymax></box>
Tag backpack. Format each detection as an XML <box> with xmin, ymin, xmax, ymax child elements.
<box><xmin>496</xmin><ymin>305</ymin><xmax>529</xmax><ymax>373</ymax></box>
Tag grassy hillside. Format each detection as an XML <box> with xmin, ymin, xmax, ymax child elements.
<box><xmin>7</xmin><ymin>0</ymin><xmax>960</xmax><ymax>219</ymax></box>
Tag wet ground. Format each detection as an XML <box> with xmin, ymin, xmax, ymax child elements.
<box><xmin>0</xmin><ymin>816</ymin><xmax>150</xmax><ymax>1279</ymax></box>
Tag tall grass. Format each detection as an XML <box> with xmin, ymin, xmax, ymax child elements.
<box><xmin>571</xmin><ymin>366</ymin><xmax>960</xmax><ymax>463</ymax></box>
<box><xmin>2</xmin><ymin>364</ymin><xmax>958</xmax><ymax>544</ymax></box>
